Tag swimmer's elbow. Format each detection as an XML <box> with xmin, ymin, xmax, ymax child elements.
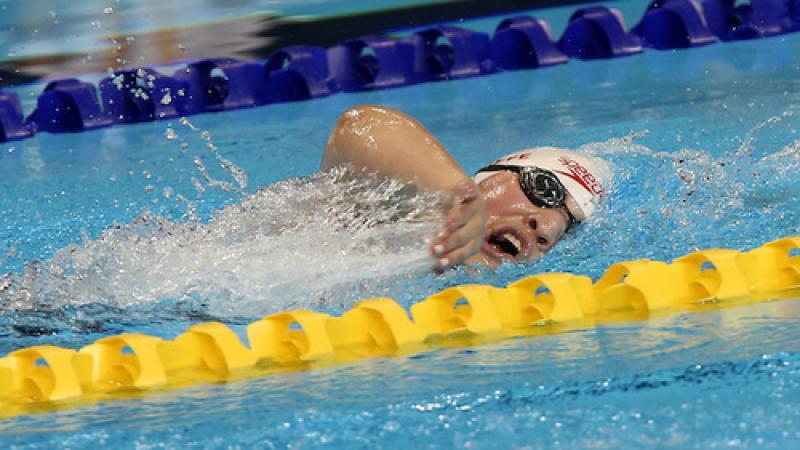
<box><xmin>335</xmin><ymin>105</ymin><xmax>404</xmax><ymax>136</ymax></box>
<box><xmin>325</xmin><ymin>105</ymin><xmax>405</xmax><ymax>169</ymax></box>
<box><xmin>323</xmin><ymin>106</ymin><xmax>374</xmax><ymax>169</ymax></box>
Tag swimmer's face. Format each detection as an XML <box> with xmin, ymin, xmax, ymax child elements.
<box><xmin>467</xmin><ymin>171</ymin><xmax>570</xmax><ymax>267</ymax></box>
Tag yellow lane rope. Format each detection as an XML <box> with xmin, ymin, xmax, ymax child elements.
<box><xmin>1</xmin><ymin>236</ymin><xmax>798</xmax><ymax>418</ymax></box>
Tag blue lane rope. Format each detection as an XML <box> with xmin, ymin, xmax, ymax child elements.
<box><xmin>0</xmin><ymin>0</ymin><xmax>798</xmax><ymax>142</ymax></box>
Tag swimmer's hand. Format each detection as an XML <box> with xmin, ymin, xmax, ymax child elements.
<box><xmin>430</xmin><ymin>180</ymin><xmax>487</xmax><ymax>271</ymax></box>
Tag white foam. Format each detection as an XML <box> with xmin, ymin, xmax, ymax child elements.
<box><xmin>0</xmin><ymin>167</ymin><xmax>442</xmax><ymax>317</ymax></box>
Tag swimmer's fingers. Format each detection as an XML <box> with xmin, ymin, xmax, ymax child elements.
<box><xmin>431</xmin><ymin>213</ymin><xmax>484</xmax><ymax>270</ymax></box>
<box><xmin>441</xmin><ymin>183</ymin><xmax>481</xmax><ymax>232</ymax></box>
<box><xmin>429</xmin><ymin>180</ymin><xmax>485</xmax><ymax>270</ymax></box>
<box><xmin>431</xmin><ymin>198</ymin><xmax>486</xmax><ymax>270</ymax></box>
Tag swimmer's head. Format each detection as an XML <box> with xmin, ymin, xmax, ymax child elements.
<box><xmin>467</xmin><ymin>147</ymin><xmax>611</xmax><ymax>266</ymax></box>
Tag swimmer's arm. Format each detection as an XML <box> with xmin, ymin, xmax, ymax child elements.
<box><xmin>322</xmin><ymin>105</ymin><xmax>470</xmax><ymax>193</ymax></box>
<box><xmin>322</xmin><ymin>105</ymin><xmax>486</xmax><ymax>270</ymax></box>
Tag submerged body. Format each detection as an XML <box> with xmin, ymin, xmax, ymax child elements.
<box><xmin>322</xmin><ymin>105</ymin><xmax>611</xmax><ymax>270</ymax></box>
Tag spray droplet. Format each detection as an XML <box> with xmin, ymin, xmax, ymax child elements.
<box><xmin>191</xmin><ymin>177</ymin><xmax>206</xmax><ymax>193</ymax></box>
<box><xmin>164</xmin><ymin>128</ymin><xmax>178</xmax><ymax>140</ymax></box>
<box><xmin>103</xmin><ymin>7</ymin><xmax>113</xmax><ymax>14</ymax></box>
<box><xmin>160</xmin><ymin>92</ymin><xmax>172</xmax><ymax>105</ymax></box>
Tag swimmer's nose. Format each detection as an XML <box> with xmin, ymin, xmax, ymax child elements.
<box><xmin>525</xmin><ymin>209</ymin><xmax>567</xmax><ymax>254</ymax></box>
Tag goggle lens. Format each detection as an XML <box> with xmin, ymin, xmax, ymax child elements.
<box><xmin>477</xmin><ymin>164</ymin><xmax>578</xmax><ymax>226</ymax></box>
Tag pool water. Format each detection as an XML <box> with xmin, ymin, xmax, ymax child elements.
<box><xmin>2</xmin><ymin>0</ymin><xmax>800</xmax><ymax>448</ymax></box>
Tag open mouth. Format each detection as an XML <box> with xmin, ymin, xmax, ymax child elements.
<box><xmin>484</xmin><ymin>228</ymin><xmax>526</xmax><ymax>260</ymax></box>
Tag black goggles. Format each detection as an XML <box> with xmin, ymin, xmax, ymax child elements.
<box><xmin>477</xmin><ymin>164</ymin><xmax>579</xmax><ymax>225</ymax></box>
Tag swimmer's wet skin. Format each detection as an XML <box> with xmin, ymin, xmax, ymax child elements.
<box><xmin>470</xmin><ymin>147</ymin><xmax>611</xmax><ymax>266</ymax></box>
<box><xmin>322</xmin><ymin>105</ymin><xmax>611</xmax><ymax>270</ymax></box>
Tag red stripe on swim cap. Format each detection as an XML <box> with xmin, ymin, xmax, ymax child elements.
<box><xmin>555</xmin><ymin>156</ymin><xmax>604</xmax><ymax>195</ymax></box>
<box><xmin>554</xmin><ymin>169</ymin><xmax>604</xmax><ymax>196</ymax></box>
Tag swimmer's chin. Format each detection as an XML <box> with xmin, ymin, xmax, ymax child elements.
<box><xmin>464</xmin><ymin>252</ymin><xmax>500</xmax><ymax>268</ymax></box>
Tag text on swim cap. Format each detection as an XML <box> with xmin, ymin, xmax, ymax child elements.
<box><xmin>555</xmin><ymin>156</ymin><xmax>604</xmax><ymax>196</ymax></box>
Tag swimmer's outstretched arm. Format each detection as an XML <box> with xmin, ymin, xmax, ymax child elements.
<box><xmin>322</xmin><ymin>105</ymin><xmax>486</xmax><ymax>270</ymax></box>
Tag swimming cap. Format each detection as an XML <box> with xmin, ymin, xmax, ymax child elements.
<box><xmin>474</xmin><ymin>147</ymin><xmax>611</xmax><ymax>220</ymax></box>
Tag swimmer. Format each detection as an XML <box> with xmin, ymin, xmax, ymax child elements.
<box><xmin>322</xmin><ymin>105</ymin><xmax>610</xmax><ymax>271</ymax></box>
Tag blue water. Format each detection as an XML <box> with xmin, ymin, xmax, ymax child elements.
<box><xmin>4</xmin><ymin>300</ymin><xmax>800</xmax><ymax>449</ymax></box>
<box><xmin>2</xmin><ymin>0</ymin><xmax>800</xmax><ymax>448</ymax></box>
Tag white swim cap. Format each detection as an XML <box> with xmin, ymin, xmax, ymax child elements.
<box><xmin>474</xmin><ymin>147</ymin><xmax>611</xmax><ymax>220</ymax></box>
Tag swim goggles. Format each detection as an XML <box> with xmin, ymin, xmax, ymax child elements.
<box><xmin>477</xmin><ymin>164</ymin><xmax>579</xmax><ymax>225</ymax></box>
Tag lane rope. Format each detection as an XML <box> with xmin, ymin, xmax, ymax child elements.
<box><xmin>1</xmin><ymin>1</ymin><xmax>796</xmax><ymax>142</ymax></box>
<box><xmin>1</xmin><ymin>235</ymin><xmax>798</xmax><ymax>418</ymax></box>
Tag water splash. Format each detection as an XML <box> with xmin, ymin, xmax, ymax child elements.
<box><xmin>737</xmin><ymin>107</ymin><xmax>798</xmax><ymax>157</ymax></box>
<box><xmin>536</xmin><ymin>111</ymin><xmax>800</xmax><ymax>284</ymax></box>
<box><xmin>0</xmin><ymin>167</ymin><xmax>442</xmax><ymax>318</ymax></box>
<box><xmin>2</xmin><ymin>109</ymin><xmax>799</xmax><ymax>324</ymax></box>
<box><xmin>176</xmin><ymin>118</ymin><xmax>249</xmax><ymax>198</ymax></box>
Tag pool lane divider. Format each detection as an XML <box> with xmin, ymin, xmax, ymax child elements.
<box><xmin>1</xmin><ymin>0</ymin><xmax>799</xmax><ymax>142</ymax></box>
<box><xmin>0</xmin><ymin>236</ymin><xmax>798</xmax><ymax>418</ymax></box>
